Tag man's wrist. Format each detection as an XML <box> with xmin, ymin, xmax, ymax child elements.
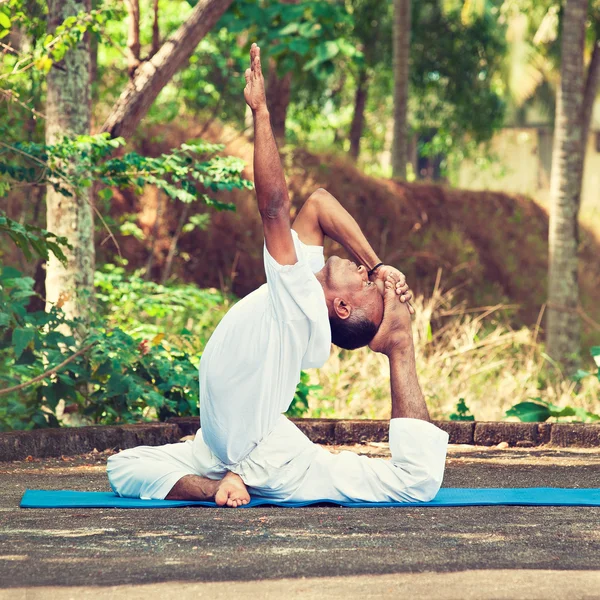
<box><xmin>368</xmin><ymin>262</ymin><xmax>384</xmax><ymax>278</ymax></box>
<box><xmin>252</xmin><ymin>106</ymin><xmax>270</xmax><ymax>119</ymax></box>
<box><xmin>386</xmin><ymin>338</ymin><xmax>415</xmax><ymax>360</ymax></box>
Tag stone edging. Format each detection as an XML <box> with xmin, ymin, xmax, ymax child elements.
<box><xmin>1</xmin><ymin>418</ymin><xmax>599</xmax><ymax>462</ymax></box>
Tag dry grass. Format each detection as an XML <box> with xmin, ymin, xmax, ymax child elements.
<box><xmin>307</xmin><ymin>272</ymin><xmax>600</xmax><ymax>421</ymax></box>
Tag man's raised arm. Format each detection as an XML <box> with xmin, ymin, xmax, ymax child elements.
<box><xmin>244</xmin><ymin>43</ymin><xmax>296</xmax><ymax>266</ymax></box>
<box><xmin>293</xmin><ymin>187</ymin><xmax>382</xmax><ymax>270</ymax></box>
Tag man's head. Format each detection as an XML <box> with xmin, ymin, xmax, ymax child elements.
<box><xmin>315</xmin><ymin>256</ymin><xmax>385</xmax><ymax>350</ymax></box>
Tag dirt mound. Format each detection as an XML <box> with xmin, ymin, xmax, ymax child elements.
<box><xmin>103</xmin><ymin>120</ymin><xmax>600</xmax><ymax>343</ymax></box>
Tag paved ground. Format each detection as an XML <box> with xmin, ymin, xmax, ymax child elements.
<box><xmin>1</xmin><ymin>444</ymin><xmax>600</xmax><ymax>599</ymax></box>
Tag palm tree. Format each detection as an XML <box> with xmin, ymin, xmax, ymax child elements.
<box><xmin>546</xmin><ymin>0</ymin><xmax>588</xmax><ymax>370</ymax></box>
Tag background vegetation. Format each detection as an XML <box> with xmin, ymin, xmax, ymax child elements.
<box><xmin>0</xmin><ymin>0</ymin><xmax>598</xmax><ymax>431</ymax></box>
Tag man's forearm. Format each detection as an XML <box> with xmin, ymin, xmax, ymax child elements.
<box><xmin>253</xmin><ymin>108</ymin><xmax>290</xmax><ymax>217</ymax></box>
<box><xmin>312</xmin><ymin>189</ymin><xmax>381</xmax><ymax>271</ymax></box>
<box><xmin>388</xmin><ymin>344</ymin><xmax>430</xmax><ymax>422</ymax></box>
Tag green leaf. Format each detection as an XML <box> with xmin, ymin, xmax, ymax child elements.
<box><xmin>0</xmin><ymin>13</ymin><xmax>11</xmax><ymax>29</ymax></box>
<box><xmin>12</xmin><ymin>328</ymin><xmax>35</xmax><ymax>360</ymax></box>
<box><xmin>550</xmin><ymin>406</ymin><xmax>576</xmax><ymax>418</ymax></box>
<box><xmin>505</xmin><ymin>401</ymin><xmax>551</xmax><ymax>423</ymax></box>
<box><xmin>98</xmin><ymin>188</ymin><xmax>113</xmax><ymax>201</ymax></box>
<box><xmin>0</xmin><ymin>266</ymin><xmax>23</xmax><ymax>281</ymax></box>
<box><xmin>572</xmin><ymin>369</ymin><xmax>591</xmax><ymax>382</ymax></box>
<box><xmin>591</xmin><ymin>346</ymin><xmax>600</xmax><ymax>367</ymax></box>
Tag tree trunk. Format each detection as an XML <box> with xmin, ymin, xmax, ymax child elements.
<box><xmin>45</xmin><ymin>0</ymin><xmax>94</xmax><ymax>330</ymax></box>
<box><xmin>125</xmin><ymin>0</ymin><xmax>141</xmax><ymax>77</ymax></box>
<box><xmin>546</xmin><ymin>0</ymin><xmax>587</xmax><ymax>370</ymax></box>
<box><xmin>101</xmin><ymin>0</ymin><xmax>233</xmax><ymax>140</ymax></box>
<box><xmin>266</xmin><ymin>59</ymin><xmax>291</xmax><ymax>144</ymax></box>
<box><xmin>349</xmin><ymin>67</ymin><xmax>369</xmax><ymax>160</ymax></box>
<box><xmin>392</xmin><ymin>0</ymin><xmax>411</xmax><ymax>179</ymax></box>
<box><xmin>581</xmin><ymin>39</ymin><xmax>600</xmax><ymax>161</ymax></box>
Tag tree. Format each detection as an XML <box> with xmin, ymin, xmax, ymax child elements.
<box><xmin>392</xmin><ymin>0</ymin><xmax>411</xmax><ymax>179</ymax></box>
<box><xmin>348</xmin><ymin>0</ymin><xmax>392</xmax><ymax>160</ymax></box>
<box><xmin>546</xmin><ymin>0</ymin><xmax>588</xmax><ymax>369</ymax></box>
<box><xmin>45</xmin><ymin>0</ymin><xmax>94</xmax><ymax>330</ymax></box>
<box><xmin>101</xmin><ymin>0</ymin><xmax>234</xmax><ymax>139</ymax></box>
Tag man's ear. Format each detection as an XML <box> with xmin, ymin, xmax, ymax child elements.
<box><xmin>333</xmin><ymin>297</ymin><xmax>351</xmax><ymax>320</ymax></box>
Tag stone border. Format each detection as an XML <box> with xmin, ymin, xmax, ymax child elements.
<box><xmin>1</xmin><ymin>419</ymin><xmax>599</xmax><ymax>461</ymax></box>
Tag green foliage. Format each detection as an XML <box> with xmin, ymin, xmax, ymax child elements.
<box><xmin>221</xmin><ymin>0</ymin><xmax>357</xmax><ymax>79</ymax></box>
<box><xmin>2</xmin><ymin>4</ymin><xmax>117</xmax><ymax>76</ymax></box>
<box><xmin>571</xmin><ymin>346</ymin><xmax>600</xmax><ymax>383</ymax></box>
<box><xmin>0</xmin><ymin>134</ymin><xmax>251</xmax><ymax>210</ymax></box>
<box><xmin>95</xmin><ymin>264</ymin><xmax>230</xmax><ymax>351</ymax></box>
<box><xmin>505</xmin><ymin>398</ymin><xmax>600</xmax><ymax>423</ymax></box>
<box><xmin>0</xmin><ymin>262</ymin><xmax>317</xmax><ymax>430</ymax></box>
<box><xmin>505</xmin><ymin>349</ymin><xmax>600</xmax><ymax>424</ymax></box>
<box><xmin>449</xmin><ymin>397</ymin><xmax>475</xmax><ymax>421</ymax></box>
<box><xmin>0</xmin><ymin>213</ymin><xmax>71</xmax><ymax>264</ymax></box>
<box><xmin>0</xmin><ymin>264</ymin><xmax>200</xmax><ymax>431</ymax></box>
<box><xmin>286</xmin><ymin>370</ymin><xmax>322</xmax><ymax>418</ymax></box>
<box><xmin>411</xmin><ymin>0</ymin><xmax>507</xmax><ymax>166</ymax></box>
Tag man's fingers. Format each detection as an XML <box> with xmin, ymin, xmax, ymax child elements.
<box><xmin>250</xmin><ymin>43</ymin><xmax>257</xmax><ymax>70</ymax></box>
<box><xmin>244</xmin><ymin>68</ymin><xmax>251</xmax><ymax>84</ymax></box>
<box><xmin>254</xmin><ymin>51</ymin><xmax>262</xmax><ymax>77</ymax></box>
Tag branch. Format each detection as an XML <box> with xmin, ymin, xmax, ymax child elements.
<box><xmin>151</xmin><ymin>0</ymin><xmax>160</xmax><ymax>58</ymax></box>
<box><xmin>0</xmin><ymin>88</ymin><xmax>47</xmax><ymax>120</ymax></box>
<box><xmin>100</xmin><ymin>0</ymin><xmax>234</xmax><ymax>139</ymax></box>
<box><xmin>125</xmin><ymin>0</ymin><xmax>141</xmax><ymax>77</ymax></box>
<box><xmin>0</xmin><ymin>341</ymin><xmax>97</xmax><ymax>397</ymax></box>
<box><xmin>547</xmin><ymin>302</ymin><xmax>600</xmax><ymax>332</ymax></box>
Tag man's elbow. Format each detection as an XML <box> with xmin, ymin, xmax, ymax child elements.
<box><xmin>308</xmin><ymin>188</ymin><xmax>332</xmax><ymax>206</ymax></box>
<box><xmin>259</xmin><ymin>189</ymin><xmax>290</xmax><ymax>221</ymax></box>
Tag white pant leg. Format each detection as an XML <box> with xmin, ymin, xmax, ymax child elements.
<box><xmin>107</xmin><ymin>434</ymin><xmax>226</xmax><ymax>500</ymax></box>
<box><xmin>287</xmin><ymin>418</ymin><xmax>449</xmax><ymax>503</ymax></box>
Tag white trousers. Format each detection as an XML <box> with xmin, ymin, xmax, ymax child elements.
<box><xmin>107</xmin><ymin>415</ymin><xmax>449</xmax><ymax>503</ymax></box>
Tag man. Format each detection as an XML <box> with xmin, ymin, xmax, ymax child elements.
<box><xmin>107</xmin><ymin>44</ymin><xmax>449</xmax><ymax>507</ymax></box>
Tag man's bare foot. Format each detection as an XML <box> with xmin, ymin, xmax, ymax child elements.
<box><xmin>214</xmin><ymin>471</ymin><xmax>251</xmax><ymax>508</ymax></box>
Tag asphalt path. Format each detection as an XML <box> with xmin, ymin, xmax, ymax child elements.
<box><xmin>1</xmin><ymin>444</ymin><xmax>599</xmax><ymax>599</ymax></box>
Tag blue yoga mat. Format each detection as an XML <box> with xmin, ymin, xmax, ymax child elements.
<box><xmin>20</xmin><ymin>488</ymin><xmax>600</xmax><ymax>509</ymax></box>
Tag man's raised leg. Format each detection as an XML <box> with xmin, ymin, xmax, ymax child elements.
<box><xmin>369</xmin><ymin>274</ymin><xmax>430</xmax><ymax>421</ymax></box>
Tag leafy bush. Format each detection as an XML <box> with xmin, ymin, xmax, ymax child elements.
<box><xmin>504</xmin><ymin>347</ymin><xmax>600</xmax><ymax>423</ymax></box>
<box><xmin>286</xmin><ymin>371</ymin><xmax>322</xmax><ymax>418</ymax></box>
<box><xmin>449</xmin><ymin>398</ymin><xmax>475</xmax><ymax>421</ymax></box>
<box><xmin>0</xmin><ymin>262</ymin><xmax>315</xmax><ymax>430</ymax></box>
<box><xmin>0</xmin><ymin>265</ymin><xmax>199</xmax><ymax>431</ymax></box>
<box><xmin>95</xmin><ymin>264</ymin><xmax>231</xmax><ymax>353</ymax></box>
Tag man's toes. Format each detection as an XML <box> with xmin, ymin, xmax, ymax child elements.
<box><xmin>215</xmin><ymin>488</ymin><xmax>227</xmax><ymax>506</ymax></box>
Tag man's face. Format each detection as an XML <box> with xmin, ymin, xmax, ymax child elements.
<box><xmin>325</xmin><ymin>256</ymin><xmax>384</xmax><ymax>326</ymax></box>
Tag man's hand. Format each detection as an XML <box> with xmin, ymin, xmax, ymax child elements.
<box><xmin>370</xmin><ymin>265</ymin><xmax>414</xmax><ymax>314</ymax></box>
<box><xmin>369</xmin><ymin>273</ymin><xmax>414</xmax><ymax>356</ymax></box>
<box><xmin>244</xmin><ymin>43</ymin><xmax>267</xmax><ymax>113</ymax></box>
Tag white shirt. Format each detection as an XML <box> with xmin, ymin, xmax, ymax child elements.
<box><xmin>109</xmin><ymin>230</ymin><xmax>449</xmax><ymax>503</ymax></box>
<box><xmin>198</xmin><ymin>229</ymin><xmax>331</xmax><ymax>466</ymax></box>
